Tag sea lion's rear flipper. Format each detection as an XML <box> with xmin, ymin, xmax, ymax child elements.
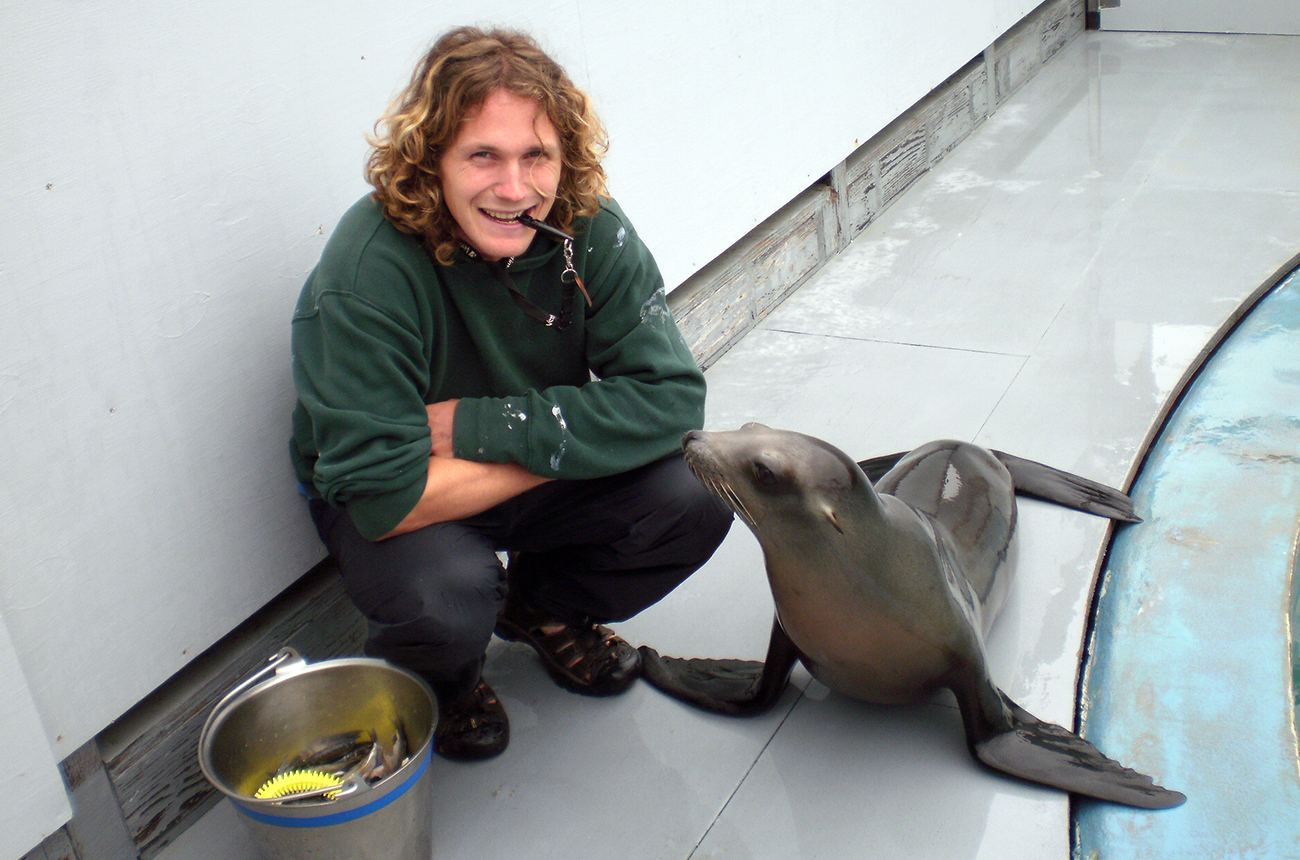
<box><xmin>638</xmin><ymin>618</ymin><xmax>800</xmax><ymax>717</ymax></box>
<box><xmin>858</xmin><ymin>450</ymin><xmax>1139</xmax><ymax>522</ymax></box>
<box><xmin>967</xmin><ymin>692</ymin><xmax>1185</xmax><ymax>809</ymax></box>
<box><xmin>856</xmin><ymin>452</ymin><xmax>907</xmax><ymax>483</ymax></box>
<box><xmin>990</xmin><ymin>451</ymin><xmax>1141</xmax><ymax>523</ymax></box>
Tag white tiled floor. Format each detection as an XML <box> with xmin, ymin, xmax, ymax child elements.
<box><xmin>164</xmin><ymin>31</ymin><xmax>1300</xmax><ymax>860</ymax></box>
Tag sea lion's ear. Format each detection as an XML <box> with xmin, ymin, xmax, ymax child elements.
<box><xmin>823</xmin><ymin>506</ymin><xmax>845</xmax><ymax>535</ymax></box>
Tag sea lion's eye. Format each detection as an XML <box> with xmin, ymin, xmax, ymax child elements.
<box><xmin>752</xmin><ymin>461</ymin><xmax>778</xmax><ymax>488</ymax></box>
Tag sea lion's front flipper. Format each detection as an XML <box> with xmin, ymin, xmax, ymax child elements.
<box><xmin>639</xmin><ymin>617</ymin><xmax>800</xmax><ymax>717</ymax></box>
<box><xmin>967</xmin><ymin>692</ymin><xmax>1186</xmax><ymax>809</ymax></box>
<box><xmin>991</xmin><ymin>451</ymin><xmax>1141</xmax><ymax>523</ymax></box>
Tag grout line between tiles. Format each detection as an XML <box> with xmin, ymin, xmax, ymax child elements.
<box><xmin>973</xmin><ymin>352</ymin><xmax>1035</xmax><ymax>442</ymax></box>
<box><xmin>685</xmin><ymin>693</ymin><xmax>808</xmax><ymax>859</ymax></box>
<box><xmin>762</xmin><ymin>326</ymin><xmax>1032</xmax><ymax>359</ymax></box>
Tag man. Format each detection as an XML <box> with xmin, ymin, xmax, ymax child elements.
<box><xmin>290</xmin><ymin>27</ymin><xmax>732</xmax><ymax>760</ymax></box>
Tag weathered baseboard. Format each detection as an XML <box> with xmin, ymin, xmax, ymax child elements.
<box><xmin>101</xmin><ymin>562</ymin><xmax>366</xmax><ymax>859</ymax></box>
<box><xmin>671</xmin><ymin>0</ymin><xmax>1086</xmax><ymax>370</ymax></box>
<box><xmin>23</xmin><ymin>1</ymin><xmax>1084</xmax><ymax>857</ymax></box>
<box><xmin>27</xmin><ymin>560</ymin><xmax>366</xmax><ymax>860</ymax></box>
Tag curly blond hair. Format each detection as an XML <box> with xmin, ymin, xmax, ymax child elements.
<box><xmin>366</xmin><ymin>27</ymin><xmax>609</xmax><ymax>264</ymax></box>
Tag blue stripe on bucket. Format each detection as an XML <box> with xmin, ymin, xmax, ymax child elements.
<box><xmin>233</xmin><ymin>745</ymin><xmax>430</xmax><ymax>829</ymax></box>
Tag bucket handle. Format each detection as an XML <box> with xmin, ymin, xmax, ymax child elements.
<box><xmin>212</xmin><ymin>647</ymin><xmax>308</xmax><ymax>715</ymax></box>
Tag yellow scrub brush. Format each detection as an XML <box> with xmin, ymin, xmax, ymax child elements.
<box><xmin>254</xmin><ymin>769</ymin><xmax>344</xmax><ymax>802</ymax></box>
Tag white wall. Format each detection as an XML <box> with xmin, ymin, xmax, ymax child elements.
<box><xmin>0</xmin><ymin>617</ymin><xmax>70</xmax><ymax>858</ymax></box>
<box><xmin>0</xmin><ymin>1</ymin><xmax>1043</xmax><ymax>845</ymax></box>
<box><xmin>1102</xmin><ymin>0</ymin><xmax>1300</xmax><ymax>34</ymax></box>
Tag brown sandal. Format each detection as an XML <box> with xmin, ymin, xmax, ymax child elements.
<box><xmin>495</xmin><ymin>598</ymin><xmax>641</xmax><ymax>697</ymax></box>
<box><xmin>434</xmin><ymin>680</ymin><xmax>509</xmax><ymax>761</ymax></box>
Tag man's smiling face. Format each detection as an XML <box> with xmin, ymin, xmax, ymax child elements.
<box><xmin>438</xmin><ymin>89</ymin><xmax>563</xmax><ymax>261</ymax></box>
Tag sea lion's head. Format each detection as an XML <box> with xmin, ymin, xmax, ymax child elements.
<box><xmin>682</xmin><ymin>424</ymin><xmax>875</xmax><ymax>544</ymax></box>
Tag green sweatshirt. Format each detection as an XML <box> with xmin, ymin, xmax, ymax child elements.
<box><xmin>290</xmin><ymin>195</ymin><xmax>706</xmax><ymax>540</ymax></box>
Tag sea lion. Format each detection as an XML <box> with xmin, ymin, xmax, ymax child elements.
<box><xmin>640</xmin><ymin>425</ymin><xmax>1184</xmax><ymax>809</ymax></box>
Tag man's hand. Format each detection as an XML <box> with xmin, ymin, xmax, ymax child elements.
<box><xmin>380</xmin><ymin>397</ymin><xmax>549</xmax><ymax>539</ymax></box>
<box><xmin>426</xmin><ymin>399</ymin><xmax>459</xmax><ymax>458</ymax></box>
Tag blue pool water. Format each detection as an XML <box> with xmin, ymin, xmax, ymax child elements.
<box><xmin>1075</xmin><ymin>265</ymin><xmax>1300</xmax><ymax>858</ymax></box>
<box><xmin>1294</xmin><ymin>548</ymin><xmax>1300</xmax><ymax>715</ymax></box>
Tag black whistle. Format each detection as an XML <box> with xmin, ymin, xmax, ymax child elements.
<box><xmin>516</xmin><ymin>212</ymin><xmax>573</xmax><ymax>244</ymax></box>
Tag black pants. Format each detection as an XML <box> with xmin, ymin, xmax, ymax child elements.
<box><xmin>309</xmin><ymin>454</ymin><xmax>732</xmax><ymax>687</ymax></box>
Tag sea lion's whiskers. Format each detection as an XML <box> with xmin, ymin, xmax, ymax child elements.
<box><xmin>685</xmin><ymin>450</ymin><xmax>758</xmax><ymax>527</ymax></box>
<box><xmin>716</xmin><ymin>480</ymin><xmax>756</xmax><ymax>528</ymax></box>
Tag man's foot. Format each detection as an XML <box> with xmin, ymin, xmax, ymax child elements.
<box><xmin>495</xmin><ymin>597</ymin><xmax>641</xmax><ymax>696</ymax></box>
<box><xmin>434</xmin><ymin>679</ymin><xmax>509</xmax><ymax>761</ymax></box>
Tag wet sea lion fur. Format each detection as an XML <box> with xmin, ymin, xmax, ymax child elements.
<box><xmin>641</xmin><ymin>425</ymin><xmax>1184</xmax><ymax>809</ymax></box>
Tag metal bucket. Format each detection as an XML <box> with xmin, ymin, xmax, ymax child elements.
<box><xmin>198</xmin><ymin>648</ymin><xmax>436</xmax><ymax>860</ymax></box>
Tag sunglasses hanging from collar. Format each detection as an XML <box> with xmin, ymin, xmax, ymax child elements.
<box><xmin>468</xmin><ymin>213</ymin><xmax>592</xmax><ymax>330</ymax></box>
